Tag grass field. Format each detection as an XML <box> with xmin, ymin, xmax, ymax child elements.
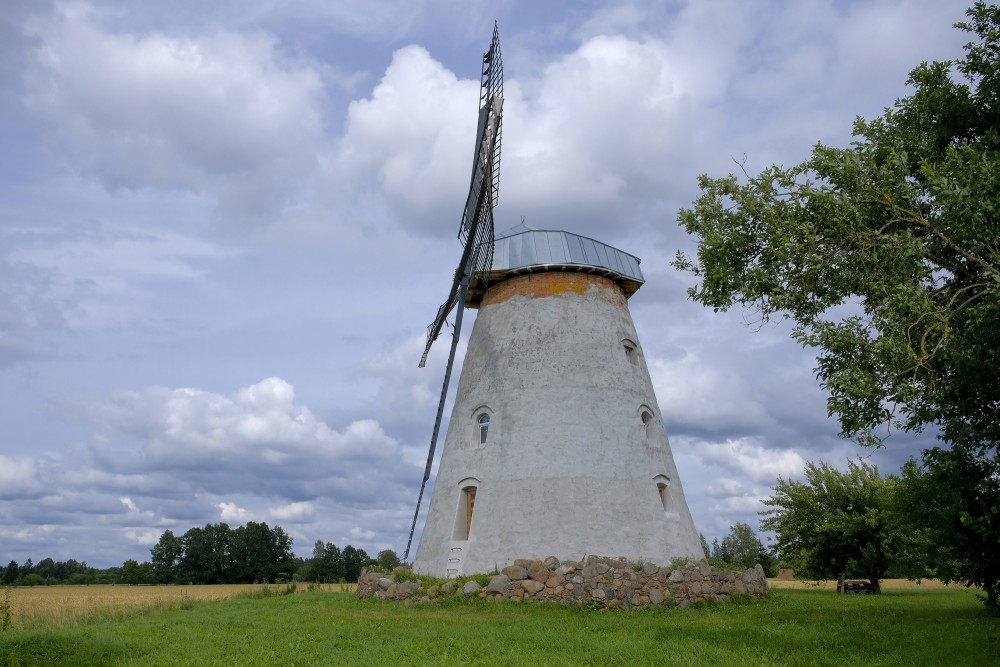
<box><xmin>1</xmin><ymin>582</ymin><xmax>996</xmax><ymax>666</ymax></box>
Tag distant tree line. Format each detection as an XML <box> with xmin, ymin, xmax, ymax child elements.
<box><xmin>4</xmin><ymin>521</ymin><xmax>403</xmax><ymax>586</ymax></box>
<box><xmin>2</xmin><ymin>557</ymin><xmax>118</xmax><ymax>587</ymax></box>
<box><xmin>700</xmin><ymin>523</ymin><xmax>777</xmax><ymax>577</ymax></box>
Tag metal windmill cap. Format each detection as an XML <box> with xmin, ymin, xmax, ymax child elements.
<box><xmin>467</xmin><ymin>226</ymin><xmax>645</xmax><ymax>306</ymax></box>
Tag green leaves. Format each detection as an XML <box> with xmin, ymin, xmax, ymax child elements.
<box><xmin>679</xmin><ymin>2</ymin><xmax>1000</xmax><ymax>612</ymax></box>
<box><xmin>760</xmin><ymin>460</ymin><xmax>907</xmax><ymax>592</ymax></box>
<box><xmin>674</xmin><ymin>3</ymin><xmax>1000</xmax><ymax>451</ymax></box>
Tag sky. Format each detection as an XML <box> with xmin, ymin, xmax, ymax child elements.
<box><xmin>0</xmin><ymin>0</ymin><xmax>971</xmax><ymax>568</ymax></box>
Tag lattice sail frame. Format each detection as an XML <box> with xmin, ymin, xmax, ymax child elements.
<box><xmin>406</xmin><ymin>25</ymin><xmax>504</xmax><ymax>561</ymax></box>
<box><xmin>418</xmin><ymin>25</ymin><xmax>503</xmax><ymax>368</ymax></box>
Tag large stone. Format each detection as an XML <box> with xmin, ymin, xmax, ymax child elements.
<box><xmin>669</xmin><ymin>569</ymin><xmax>685</xmax><ymax>583</ymax></box>
<box><xmin>648</xmin><ymin>589</ymin><xmax>664</xmax><ymax>605</ymax></box>
<box><xmin>543</xmin><ymin>556</ymin><xmax>560</xmax><ymax>570</ymax></box>
<box><xmin>502</xmin><ymin>565</ymin><xmax>528</xmax><ymax>580</ymax></box>
<box><xmin>485</xmin><ymin>573</ymin><xmax>512</xmax><ymax>594</ymax></box>
<box><xmin>377</xmin><ymin>577</ymin><xmax>392</xmax><ymax>590</ymax></box>
<box><xmin>397</xmin><ymin>581</ymin><xmax>420</xmax><ymax>599</ymax></box>
<box><xmin>527</xmin><ymin>561</ymin><xmax>550</xmax><ymax>582</ymax></box>
<box><xmin>521</xmin><ymin>580</ymin><xmax>545</xmax><ymax>595</ymax></box>
<box><xmin>591</xmin><ymin>588</ymin><xmax>606</xmax><ymax>600</ymax></box>
<box><xmin>463</xmin><ymin>580</ymin><xmax>482</xmax><ymax>595</ymax></box>
<box><xmin>547</xmin><ymin>572</ymin><xmax>566</xmax><ymax>587</ymax></box>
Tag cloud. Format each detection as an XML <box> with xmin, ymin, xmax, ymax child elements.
<box><xmin>335</xmin><ymin>45</ymin><xmax>481</xmax><ymax>235</ymax></box>
<box><xmin>119</xmin><ymin>496</ymin><xmax>139</xmax><ymax>513</ymax></box>
<box><xmin>7</xmin><ymin>223</ymin><xmax>225</xmax><ymax>330</ymax></box>
<box><xmin>218</xmin><ymin>502</ymin><xmax>249</xmax><ymax>522</ymax></box>
<box><xmin>123</xmin><ymin>528</ymin><xmax>161</xmax><ymax>546</ymax></box>
<box><xmin>349</xmin><ymin>527</ymin><xmax>376</xmax><ymax>541</ymax></box>
<box><xmin>0</xmin><ymin>455</ymin><xmax>47</xmax><ymax>500</ymax></box>
<box><xmin>695</xmin><ymin>437</ymin><xmax>807</xmax><ymax>485</ymax></box>
<box><xmin>705</xmin><ymin>478</ymin><xmax>748</xmax><ymax>499</ymax></box>
<box><xmin>269</xmin><ymin>501</ymin><xmax>315</xmax><ymax>523</ymax></box>
<box><xmin>86</xmin><ymin>377</ymin><xmax>404</xmax><ymax>476</ymax></box>
<box><xmin>332</xmin><ymin>30</ymin><xmax>730</xmax><ymax>239</ymax></box>
<box><xmin>25</xmin><ymin>4</ymin><xmax>324</xmax><ymax>224</ymax></box>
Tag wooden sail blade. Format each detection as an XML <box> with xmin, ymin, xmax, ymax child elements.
<box><xmin>418</xmin><ymin>93</ymin><xmax>502</xmax><ymax>367</ymax></box>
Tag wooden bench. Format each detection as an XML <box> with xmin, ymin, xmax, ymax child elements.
<box><xmin>840</xmin><ymin>580</ymin><xmax>874</xmax><ymax>594</ymax></box>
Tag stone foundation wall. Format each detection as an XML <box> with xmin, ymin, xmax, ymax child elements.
<box><xmin>358</xmin><ymin>555</ymin><xmax>768</xmax><ymax>610</ymax></box>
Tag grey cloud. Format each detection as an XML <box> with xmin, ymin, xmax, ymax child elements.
<box><xmin>24</xmin><ymin>5</ymin><xmax>325</xmax><ymax>226</ymax></box>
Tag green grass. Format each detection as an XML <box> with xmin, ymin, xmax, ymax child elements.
<box><xmin>1</xmin><ymin>588</ymin><xmax>996</xmax><ymax>666</ymax></box>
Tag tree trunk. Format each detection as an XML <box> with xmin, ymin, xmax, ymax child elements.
<box><xmin>869</xmin><ymin>576</ymin><xmax>881</xmax><ymax>594</ymax></box>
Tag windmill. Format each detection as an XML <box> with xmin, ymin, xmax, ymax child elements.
<box><xmin>408</xmin><ymin>26</ymin><xmax>703</xmax><ymax>576</ymax></box>
<box><xmin>404</xmin><ymin>24</ymin><xmax>503</xmax><ymax>561</ymax></box>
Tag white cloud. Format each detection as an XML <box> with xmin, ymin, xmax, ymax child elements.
<box><xmin>218</xmin><ymin>502</ymin><xmax>249</xmax><ymax>522</ymax></box>
<box><xmin>269</xmin><ymin>501</ymin><xmax>314</xmax><ymax>523</ymax></box>
<box><xmin>78</xmin><ymin>377</ymin><xmax>408</xmax><ymax>498</ymax></box>
<box><xmin>697</xmin><ymin>437</ymin><xmax>807</xmax><ymax>484</ymax></box>
<box><xmin>25</xmin><ymin>4</ymin><xmax>324</xmax><ymax>224</ymax></box>
<box><xmin>0</xmin><ymin>455</ymin><xmax>46</xmax><ymax>500</ymax></box>
<box><xmin>123</xmin><ymin>528</ymin><xmax>161</xmax><ymax>546</ymax></box>
<box><xmin>335</xmin><ymin>45</ymin><xmax>480</xmax><ymax>234</ymax></box>
<box><xmin>651</xmin><ymin>353</ymin><xmax>774</xmax><ymax>434</ymax></box>
<box><xmin>119</xmin><ymin>496</ymin><xmax>139</xmax><ymax>512</ymax></box>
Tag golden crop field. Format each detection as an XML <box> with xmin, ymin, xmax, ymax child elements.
<box><xmin>2</xmin><ymin>583</ymin><xmax>356</xmax><ymax>631</ymax></box>
<box><xmin>766</xmin><ymin>578</ymin><xmax>952</xmax><ymax>590</ymax></box>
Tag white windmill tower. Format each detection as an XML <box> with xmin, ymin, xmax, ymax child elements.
<box><xmin>405</xmin><ymin>26</ymin><xmax>703</xmax><ymax>577</ymax></box>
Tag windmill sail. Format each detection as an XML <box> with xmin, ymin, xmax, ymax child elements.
<box><xmin>418</xmin><ymin>24</ymin><xmax>503</xmax><ymax>368</ymax></box>
<box><xmin>405</xmin><ymin>25</ymin><xmax>503</xmax><ymax>561</ymax></box>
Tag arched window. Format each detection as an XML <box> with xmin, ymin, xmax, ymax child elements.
<box><xmin>641</xmin><ymin>410</ymin><xmax>653</xmax><ymax>441</ymax></box>
<box><xmin>622</xmin><ymin>339</ymin><xmax>638</xmax><ymax>366</ymax></box>
<box><xmin>478</xmin><ymin>413</ymin><xmax>490</xmax><ymax>445</ymax></box>
<box><xmin>653</xmin><ymin>475</ymin><xmax>670</xmax><ymax>511</ymax></box>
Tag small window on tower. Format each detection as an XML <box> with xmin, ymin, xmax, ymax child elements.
<box><xmin>641</xmin><ymin>410</ymin><xmax>653</xmax><ymax>440</ymax></box>
<box><xmin>623</xmin><ymin>339</ymin><xmax>638</xmax><ymax>366</ymax></box>
<box><xmin>653</xmin><ymin>475</ymin><xmax>670</xmax><ymax>512</ymax></box>
<box><xmin>478</xmin><ymin>413</ymin><xmax>490</xmax><ymax>445</ymax></box>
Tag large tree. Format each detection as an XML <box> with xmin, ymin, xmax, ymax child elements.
<box><xmin>230</xmin><ymin>522</ymin><xmax>295</xmax><ymax>584</ymax></box>
<box><xmin>150</xmin><ymin>529</ymin><xmax>182</xmax><ymax>584</ymax></box>
<box><xmin>716</xmin><ymin>523</ymin><xmax>775</xmax><ymax>575</ymax></box>
<box><xmin>760</xmin><ymin>460</ymin><xmax>909</xmax><ymax>593</ymax></box>
<box><xmin>675</xmin><ymin>3</ymin><xmax>1000</xmax><ymax>609</ymax></box>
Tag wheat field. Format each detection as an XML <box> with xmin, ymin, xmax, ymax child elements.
<box><xmin>766</xmin><ymin>578</ymin><xmax>952</xmax><ymax>590</ymax></box>
<box><xmin>2</xmin><ymin>583</ymin><xmax>356</xmax><ymax>631</ymax></box>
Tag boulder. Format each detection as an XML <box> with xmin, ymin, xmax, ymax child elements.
<box><xmin>484</xmin><ymin>574</ymin><xmax>512</xmax><ymax>594</ymax></box>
